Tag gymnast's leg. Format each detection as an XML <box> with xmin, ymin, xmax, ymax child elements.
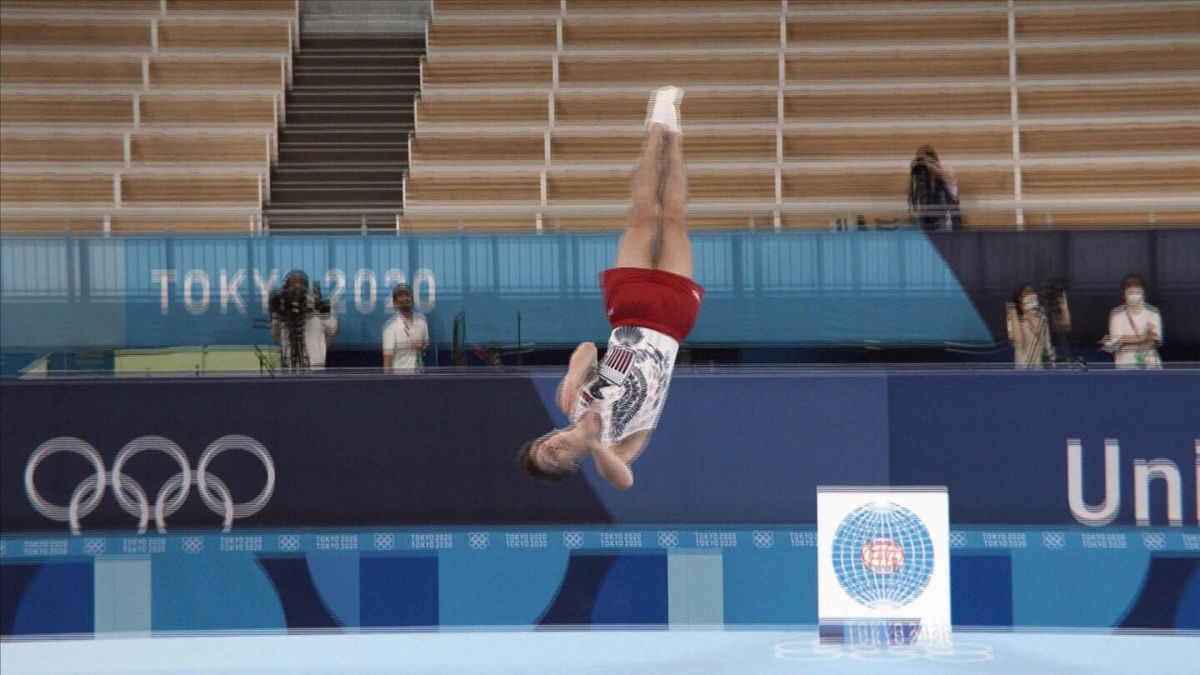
<box><xmin>614</xmin><ymin>120</ymin><xmax>666</xmax><ymax>271</ymax></box>
<box><xmin>653</xmin><ymin>128</ymin><xmax>693</xmax><ymax>279</ymax></box>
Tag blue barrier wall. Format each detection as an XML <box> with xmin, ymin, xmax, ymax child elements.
<box><xmin>3</xmin><ymin>370</ymin><xmax>1197</xmax><ymax>531</ymax></box>
<box><xmin>2</xmin><ymin>370</ymin><xmax>1197</xmax><ymax>634</ymax></box>
<box><xmin>0</xmin><ymin>232</ymin><xmax>991</xmax><ymax>349</ymax></box>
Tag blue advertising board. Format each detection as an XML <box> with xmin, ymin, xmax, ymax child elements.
<box><xmin>2</xmin><ymin>369</ymin><xmax>1196</xmax><ymax>532</ymax></box>
<box><xmin>2</xmin><ymin>369</ymin><xmax>1198</xmax><ymax>635</ymax></box>
<box><xmin>0</xmin><ymin>232</ymin><xmax>991</xmax><ymax>349</ymax></box>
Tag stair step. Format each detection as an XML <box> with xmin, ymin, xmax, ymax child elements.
<box><xmin>294</xmin><ymin>65</ymin><xmax>420</xmax><ymax>75</ymax></box>
<box><xmin>293</xmin><ymin>66</ymin><xmax>420</xmax><ymax>75</ymax></box>
<box><xmin>301</xmin><ymin>35</ymin><xmax>425</xmax><ymax>51</ymax></box>
<box><xmin>268</xmin><ymin>195</ymin><xmax>405</xmax><ymax>206</ymax></box>
<box><xmin>272</xmin><ymin>178</ymin><xmax>405</xmax><ymax>187</ymax></box>
<box><xmin>272</xmin><ymin>163</ymin><xmax>403</xmax><ymax>171</ymax></box>
<box><xmin>279</xmin><ymin>129</ymin><xmax>409</xmax><ymax>143</ymax></box>
<box><xmin>272</xmin><ymin>172</ymin><xmax>408</xmax><ymax>183</ymax></box>
<box><xmin>286</xmin><ymin>88</ymin><xmax>415</xmax><ymax>97</ymax></box>
<box><xmin>289</xmin><ymin>87</ymin><xmax>420</xmax><ymax>97</ymax></box>
<box><xmin>299</xmin><ymin>48</ymin><xmax>424</xmax><ymax>55</ymax></box>
<box><xmin>272</xmin><ymin>183</ymin><xmax>403</xmax><ymax>194</ymax></box>
<box><xmin>287</xmin><ymin>111</ymin><xmax>414</xmax><ymax>125</ymax></box>
<box><xmin>286</xmin><ymin>97</ymin><xmax>415</xmax><ymax>109</ymax></box>
<box><xmin>278</xmin><ymin>144</ymin><xmax>407</xmax><ymax>152</ymax></box>
<box><xmin>287</xmin><ymin>102</ymin><xmax>413</xmax><ymax>110</ymax></box>
<box><xmin>293</xmin><ymin>73</ymin><xmax>420</xmax><ymax>88</ymax></box>
<box><xmin>274</xmin><ymin>159</ymin><xmax>405</xmax><ymax>165</ymax></box>
<box><xmin>287</xmin><ymin>98</ymin><xmax>417</xmax><ymax>108</ymax></box>
<box><xmin>267</xmin><ymin>202</ymin><xmax>403</xmax><ymax>208</ymax></box>
<box><xmin>295</xmin><ymin>57</ymin><xmax>422</xmax><ymax>69</ymax></box>
<box><xmin>298</xmin><ymin>48</ymin><xmax>424</xmax><ymax>55</ymax></box>
<box><xmin>279</xmin><ymin>148</ymin><xmax>408</xmax><ymax>163</ymax></box>
<box><xmin>284</xmin><ymin>124</ymin><xmax>413</xmax><ymax>132</ymax></box>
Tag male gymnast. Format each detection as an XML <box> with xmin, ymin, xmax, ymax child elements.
<box><xmin>518</xmin><ymin>86</ymin><xmax>703</xmax><ymax>490</ymax></box>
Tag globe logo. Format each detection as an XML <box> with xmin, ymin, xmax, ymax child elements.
<box><xmin>832</xmin><ymin>502</ymin><xmax>934</xmax><ymax>609</ymax></box>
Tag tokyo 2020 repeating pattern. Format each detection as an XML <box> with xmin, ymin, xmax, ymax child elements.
<box><xmin>2</xmin><ymin>526</ymin><xmax>1197</xmax><ymax>636</ymax></box>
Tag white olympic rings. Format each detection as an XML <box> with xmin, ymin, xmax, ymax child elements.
<box><xmin>24</xmin><ymin>434</ymin><xmax>275</xmax><ymax>535</ymax></box>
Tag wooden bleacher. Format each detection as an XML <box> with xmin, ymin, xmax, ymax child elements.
<box><xmin>0</xmin><ymin>0</ymin><xmax>300</xmax><ymax>234</ymax></box>
<box><xmin>404</xmin><ymin>0</ymin><xmax>1200</xmax><ymax>231</ymax></box>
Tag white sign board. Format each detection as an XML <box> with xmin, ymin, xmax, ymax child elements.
<box><xmin>817</xmin><ymin>486</ymin><xmax>951</xmax><ymax>645</ymax></box>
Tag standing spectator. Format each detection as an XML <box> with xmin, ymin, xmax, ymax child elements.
<box><xmin>908</xmin><ymin>145</ymin><xmax>962</xmax><ymax>231</ymax></box>
<box><xmin>270</xmin><ymin>270</ymin><xmax>338</xmax><ymax>371</ymax></box>
<box><xmin>1104</xmin><ymin>274</ymin><xmax>1162</xmax><ymax>369</ymax></box>
<box><xmin>382</xmin><ymin>285</ymin><xmax>429</xmax><ymax>373</ymax></box>
<box><xmin>1006</xmin><ymin>284</ymin><xmax>1071</xmax><ymax>368</ymax></box>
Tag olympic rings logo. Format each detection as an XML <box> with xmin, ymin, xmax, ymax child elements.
<box><xmin>24</xmin><ymin>435</ymin><xmax>275</xmax><ymax>535</ymax></box>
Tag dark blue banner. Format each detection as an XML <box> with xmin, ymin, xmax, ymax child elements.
<box><xmin>2</xmin><ymin>369</ymin><xmax>1196</xmax><ymax>533</ymax></box>
<box><xmin>888</xmin><ymin>371</ymin><xmax>1200</xmax><ymax>526</ymax></box>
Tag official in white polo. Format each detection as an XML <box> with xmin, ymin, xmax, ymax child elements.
<box><xmin>382</xmin><ymin>285</ymin><xmax>429</xmax><ymax>374</ymax></box>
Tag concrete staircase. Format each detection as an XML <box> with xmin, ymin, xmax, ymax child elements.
<box><xmin>264</xmin><ymin>33</ymin><xmax>423</xmax><ymax>230</ymax></box>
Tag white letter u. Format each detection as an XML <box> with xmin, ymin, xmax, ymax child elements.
<box><xmin>1067</xmin><ymin>438</ymin><xmax>1120</xmax><ymax>527</ymax></box>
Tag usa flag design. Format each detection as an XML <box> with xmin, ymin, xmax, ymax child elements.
<box><xmin>598</xmin><ymin>345</ymin><xmax>635</xmax><ymax>385</ymax></box>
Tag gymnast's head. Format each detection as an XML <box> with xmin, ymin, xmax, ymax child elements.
<box><xmin>518</xmin><ymin>430</ymin><xmax>583</xmax><ymax>482</ymax></box>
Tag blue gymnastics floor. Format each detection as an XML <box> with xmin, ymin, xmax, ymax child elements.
<box><xmin>3</xmin><ymin>628</ymin><xmax>1198</xmax><ymax>674</ymax></box>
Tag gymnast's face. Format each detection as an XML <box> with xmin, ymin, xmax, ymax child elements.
<box><xmin>534</xmin><ymin>432</ymin><xmax>580</xmax><ymax>473</ymax></box>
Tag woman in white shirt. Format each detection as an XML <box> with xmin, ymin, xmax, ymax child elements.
<box><xmin>382</xmin><ymin>285</ymin><xmax>429</xmax><ymax>374</ymax></box>
<box><xmin>1105</xmin><ymin>274</ymin><xmax>1162</xmax><ymax>369</ymax></box>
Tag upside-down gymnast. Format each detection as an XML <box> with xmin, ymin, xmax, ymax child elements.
<box><xmin>518</xmin><ymin>86</ymin><xmax>704</xmax><ymax>490</ymax></box>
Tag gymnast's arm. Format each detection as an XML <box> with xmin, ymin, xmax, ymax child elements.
<box><xmin>592</xmin><ymin>442</ymin><xmax>634</xmax><ymax>490</ymax></box>
<box><xmin>594</xmin><ymin>429</ymin><xmax>650</xmax><ymax>490</ymax></box>
<box><xmin>558</xmin><ymin>341</ymin><xmax>598</xmax><ymax>415</ymax></box>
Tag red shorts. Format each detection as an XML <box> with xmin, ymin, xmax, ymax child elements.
<box><xmin>601</xmin><ymin>267</ymin><xmax>704</xmax><ymax>343</ymax></box>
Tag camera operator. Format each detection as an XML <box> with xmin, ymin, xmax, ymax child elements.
<box><xmin>908</xmin><ymin>145</ymin><xmax>963</xmax><ymax>231</ymax></box>
<box><xmin>382</xmin><ymin>284</ymin><xmax>429</xmax><ymax>374</ymax></box>
<box><xmin>1005</xmin><ymin>282</ymin><xmax>1071</xmax><ymax>369</ymax></box>
<box><xmin>1103</xmin><ymin>274</ymin><xmax>1162</xmax><ymax>369</ymax></box>
<box><xmin>270</xmin><ymin>270</ymin><xmax>339</xmax><ymax>371</ymax></box>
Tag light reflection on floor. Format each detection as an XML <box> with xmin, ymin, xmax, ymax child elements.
<box><xmin>4</xmin><ymin>628</ymin><xmax>1198</xmax><ymax>674</ymax></box>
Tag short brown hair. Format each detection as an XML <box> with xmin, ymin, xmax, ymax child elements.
<box><xmin>1121</xmin><ymin>274</ymin><xmax>1146</xmax><ymax>292</ymax></box>
<box><xmin>517</xmin><ymin>435</ymin><xmax>575</xmax><ymax>483</ymax></box>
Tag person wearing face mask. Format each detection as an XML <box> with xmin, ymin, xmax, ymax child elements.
<box><xmin>382</xmin><ymin>285</ymin><xmax>429</xmax><ymax>374</ymax></box>
<box><xmin>1104</xmin><ymin>274</ymin><xmax>1162</xmax><ymax>369</ymax></box>
<box><xmin>1005</xmin><ymin>284</ymin><xmax>1070</xmax><ymax>368</ymax></box>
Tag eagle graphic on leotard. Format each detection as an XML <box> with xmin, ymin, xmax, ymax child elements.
<box><xmin>607</xmin><ymin>366</ymin><xmax>647</xmax><ymax>440</ymax></box>
<box><xmin>578</xmin><ymin>326</ymin><xmax>676</xmax><ymax>445</ymax></box>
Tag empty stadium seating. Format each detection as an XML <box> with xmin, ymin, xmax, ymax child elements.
<box><xmin>0</xmin><ymin>0</ymin><xmax>299</xmax><ymax>233</ymax></box>
<box><xmin>1</xmin><ymin>94</ymin><xmax>135</xmax><ymax>124</ymax></box>
<box><xmin>3</xmin><ymin>0</ymin><xmax>1197</xmax><ymax>233</ymax></box>
<box><xmin>404</xmin><ymin>0</ymin><xmax>1200</xmax><ymax>231</ymax></box>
